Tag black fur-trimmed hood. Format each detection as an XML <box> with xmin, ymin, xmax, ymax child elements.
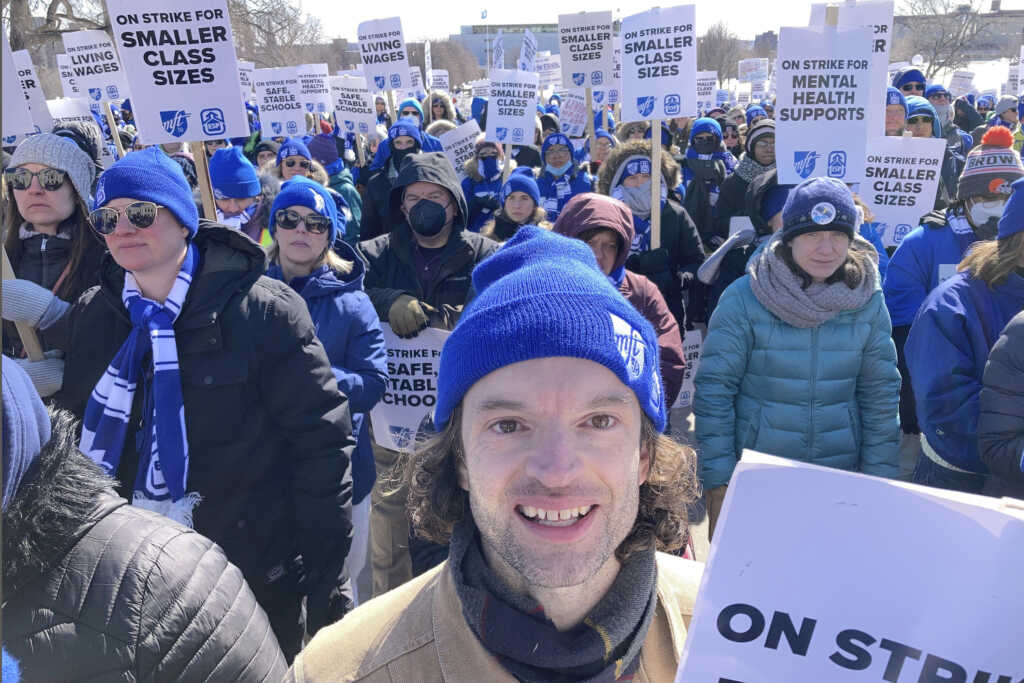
<box><xmin>3</xmin><ymin>408</ymin><xmax>124</xmax><ymax>597</ymax></box>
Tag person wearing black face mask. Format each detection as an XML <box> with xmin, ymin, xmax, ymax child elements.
<box><xmin>356</xmin><ymin>151</ymin><xmax>498</xmax><ymax>598</ymax></box>
<box><xmin>360</xmin><ymin>118</ymin><xmax>423</xmax><ymax>241</ymax></box>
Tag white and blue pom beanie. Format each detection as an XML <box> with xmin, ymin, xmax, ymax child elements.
<box><xmin>94</xmin><ymin>146</ymin><xmax>199</xmax><ymax>238</ymax></box>
<box><xmin>433</xmin><ymin>226</ymin><xmax>666</xmax><ymax>432</ymax></box>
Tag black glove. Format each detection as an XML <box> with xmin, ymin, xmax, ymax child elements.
<box><xmin>628</xmin><ymin>247</ymin><xmax>672</xmax><ymax>280</ymax></box>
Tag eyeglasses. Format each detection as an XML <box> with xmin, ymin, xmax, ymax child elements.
<box><xmin>401</xmin><ymin>110</ymin><xmax>420</xmax><ymax>118</ymax></box>
<box><xmin>693</xmin><ymin>134</ymin><xmax>716</xmax><ymax>144</ymax></box>
<box><xmin>754</xmin><ymin>139</ymin><xmax>775</xmax><ymax>148</ymax></box>
<box><xmin>274</xmin><ymin>208</ymin><xmax>331</xmax><ymax>234</ymax></box>
<box><xmin>89</xmin><ymin>201</ymin><xmax>163</xmax><ymax>234</ymax></box>
<box><xmin>907</xmin><ymin>115</ymin><xmax>933</xmax><ymax>125</ymax></box>
<box><xmin>900</xmin><ymin>83</ymin><xmax>925</xmax><ymax>93</ymax></box>
<box><xmin>5</xmin><ymin>167</ymin><xmax>68</xmax><ymax>192</ymax></box>
<box><xmin>284</xmin><ymin>159</ymin><xmax>311</xmax><ymax>170</ymax></box>
<box><xmin>929</xmin><ymin>94</ymin><xmax>950</xmax><ymax>102</ymax></box>
<box><xmin>722</xmin><ymin>133</ymin><xmax>739</xmax><ymax>140</ymax></box>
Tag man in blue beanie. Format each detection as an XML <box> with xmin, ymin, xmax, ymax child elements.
<box><xmin>360</xmin><ymin>117</ymin><xmax>424</xmax><ymax>240</ymax></box>
<box><xmin>885</xmin><ymin>86</ymin><xmax>908</xmax><ymax>136</ymax></box>
<box><xmin>892</xmin><ymin>66</ymin><xmax>926</xmax><ymax>97</ymax></box>
<box><xmin>293</xmin><ymin>226</ymin><xmax>703</xmax><ymax>681</ymax></box>
<box><xmin>3</xmin><ymin>145</ymin><xmax>357</xmax><ymax>661</ymax></box>
<box><xmin>209</xmin><ymin>146</ymin><xmax>263</xmax><ymax>232</ymax></box>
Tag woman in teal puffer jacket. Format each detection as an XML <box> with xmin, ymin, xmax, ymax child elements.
<box><xmin>695</xmin><ymin>177</ymin><xmax>901</xmax><ymax>537</ymax></box>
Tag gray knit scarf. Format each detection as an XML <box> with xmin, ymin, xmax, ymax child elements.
<box><xmin>748</xmin><ymin>232</ymin><xmax>879</xmax><ymax>328</ymax></box>
<box><xmin>734</xmin><ymin>154</ymin><xmax>775</xmax><ymax>183</ymax></box>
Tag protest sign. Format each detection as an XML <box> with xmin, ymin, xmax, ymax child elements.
<box><xmin>672</xmin><ymin>329</ymin><xmax>703</xmax><ymax>409</ymax></box>
<box><xmin>558</xmin><ymin>11</ymin><xmax>614</xmax><ymax>89</ymax></box>
<box><xmin>696</xmin><ymin>71</ymin><xmax>718</xmax><ymax>115</ymax></box>
<box><xmin>369</xmin><ymin>325</ymin><xmax>449</xmax><ymax>452</ymax></box>
<box><xmin>439</xmin><ymin>119</ymin><xmax>481</xmax><ymax>180</ymax></box>
<box><xmin>61</xmin><ymin>30</ymin><xmax>130</xmax><ymax>102</ymax></box>
<box><xmin>254</xmin><ymin>66</ymin><xmax>305</xmax><ymax>137</ymax></box>
<box><xmin>47</xmin><ymin>97</ymin><xmax>117</xmax><ymax>167</ymax></box>
<box><xmin>775</xmin><ymin>24</ymin><xmax>873</xmax><ymax>184</ymax></box>
<box><xmin>750</xmin><ymin>80</ymin><xmax>766</xmax><ymax>101</ymax></box>
<box><xmin>2</xmin><ymin>33</ymin><xmax>35</xmax><ymax>144</ymax></box>
<box><xmin>358</xmin><ymin>17</ymin><xmax>409</xmax><ymax>92</ymax></box>
<box><xmin>948</xmin><ymin>69</ymin><xmax>974</xmax><ymax>96</ymax></box>
<box><xmin>810</xmin><ymin>0</ymin><xmax>893</xmax><ymax>136</ymax></box>
<box><xmin>471</xmin><ymin>79</ymin><xmax>491</xmax><ymax>98</ymax></box>
<box><xmin>558</xmin><ymin>89</ymin><xmax>588</xmax><ymax>136</ymax></box>
<box><xmin>329</xmin><ymin>75</ymin><xmax>378</xmax><ymax>135</ymax></box>
<box><xmin>716</xmin><ymin>89</ymin><xmax>731</xmax><ymax>106</ymax></box>
<box><xmin>620</xmin><ymin>5</ymin><xmax>697</xmax><ymax>122</ymax></box>
<box><xmin>492</xmin><ymin>29</ymin><xmax>505</xmax><ymax>69</ymax></box>
<box><xmin>1008</xmin><ymin>58</ymin><xmax>1020</xmax><ymax>98</ymax></box>
<box><xmin>862</xmin><ymin>135</ymin><xmax>945</xmax><ymax>247</ymax></box>
<box><xmin>430</xmin><ymin>69</ymin><xmax>450</xmax><ymax>92</ymax></box>
<box><xmin>105</xmin><ymin>0</ymin><xmax>249</xmax><ymax>144</ymax></box>
<box><xmin>676</xmin><ymin>452</ymin><xmax>1023</xmax><ymax>682</ymax></box>
<box><xmin>408</xmin><ymin>66</ymin><xmax>425</xmax><ymax>99</ymax></box>
<box><xmin>738</xmin><ymin>57</ymin><xmax>769</xmax><ymax>83</ymax></box>
<box><xmin>487</xmin><ymin>69</ymin><xmax>540</xmax><ymax>145</ymax></box>
<box><xmin>12</xmin><ymin>50</ymin><xmax>54</xmax><ymax>134</ymax></box>
<box><xmin>737</xmin><ymin>84</ymin><xmax>751</xmax><ymax>105</ymax></box>
<box><xmin>537</xmin><ymin>53</ymin><xmax>563</xmax><ymax>89</ymax></box>
<box><xmin>519</xmin><ymin>28</ymin><xmax>538</xmax><ymax>72</ymax></box>
<box><xmin>424</xmin><ymin>40</ymin><xmax>432</xmax><ymax>83</ymax></box>
<box><xmin>238</xmin><ymin>60</ymin><xmax>255</xmax><ymax>94</ymax></box>
<box><xmin>56</xmin><ymin>54</ymin><xmax>82</xmax><ymax>97</ymax></box>
<box><xmin>297</xmin><ymin>63</ymin><xmax>332</xmax><ymax>116</ymax></box>
<box><xmin>1019</xmin><ymin>46</ymin><xmax>1024</xmax><ymax>95</ymax></box>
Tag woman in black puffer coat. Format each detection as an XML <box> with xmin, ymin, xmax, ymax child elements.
<box><xmin>2</xmin><ymin>364</ymin><xmax>287</xmax><ymax>681</ymax></box>
<box><xmin>979</xmin><ymin>311</ymin><xmax>1024</xmax><ymax>498</ymax></box>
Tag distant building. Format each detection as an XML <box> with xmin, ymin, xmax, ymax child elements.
<box><xmin>753</xmin><ymin>31</ymin><xmax>778</xmax><ymax>56</ymax></box>
<box><xmin>893</xmin><ymin>3</ymin><xmax>1024</xmax><ymax>61</ymax></box>
<box><xmin>447</xmin><ymin>24</ymin><xmax>561</xmax><ymax>68</ymax></box>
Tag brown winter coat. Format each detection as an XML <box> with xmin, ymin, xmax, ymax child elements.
<box><xmin>286</xmin><ymin>553</ymin><xmax>704</xmax><ymax>682</ymax></box>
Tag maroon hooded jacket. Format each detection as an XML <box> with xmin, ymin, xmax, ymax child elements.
<box><xmin>553</xmin><ymin>193</ymin><xmax>686</xmax><ymax>406</ymax></box>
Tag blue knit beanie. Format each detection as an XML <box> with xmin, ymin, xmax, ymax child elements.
<box><xmin>998</xmin><ymin>177</ymin><xmax>1024</xmax><ymax>241</ymax></box>
<box><xmin>886</xmin><ymin>87</ymin><xmax>908</xmax><ymax>116</ymax></box>
<box><xmin>760</xmin><ymin>183</ymin><xmax>792</xmax><ymax>223</ymax></box>
<box><xmin>499</xmin><ymin>166</ymin><xmax>541</xmax><ymax>207</ymax></box>
<box><xmin>541</xmin><ymin>132</ymin><xmax>571</xmax><ymax>157</ymax></box>
<box><xmin>745</xmin><ymin>105</ymin><xmax>767</xmax><ymax>128</ymax></box>
<box><xmin>269</xmin><ymin>175</ymin><xmax>339</xmax><ymax>245</ymax></box>
<box><xmin>924</xmin><ymin>84</ymin><xmax>949</xmax><ymax>100</ymax></box>
<box><xmin>689</xmin><ymin>117</ymin><xmax>722</xmax><ymax>142</ymax></box>
<box><xmin>892</xmin><ymin>68</ymin><xmax>926</xmax><ymax>89</ymax></box>
<box><xmin>389</xmin><ymin>117</ymin><xmax>423</xmax><ymax>149</ymax></box>
<box><xmin>2</xmin><ymin>356</ymin><xmax>51</xmax><ymax>512</ymax></box>
<box><xmin>276</xmin><ymin>138</ymin><xmax>312</xmax><ymax>166</ymax></box>
<box><xmin>398</xmin><ymin>97</ymin><xmax>424</xmax><ymax>122</ymax></box>
<box><xmin>208</xmin><ymin>146</ymin><xmax>260</xmax><ymax>199</ymax></box>
<box><xmin>94</xmin><ymin>147</ymin><xmax>199</xmax><ymax>237</ymax></box>
<box><xmin>433</xmin><ymin>226</ymin><xmax>666</xmax><ymax>432</ymax></box>
<box><xmin>781</xmin><ymin>177</ymin><xmax>857</xmax><ymax>242</ymax></box>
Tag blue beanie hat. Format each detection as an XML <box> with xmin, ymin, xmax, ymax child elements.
<box><xmin>745</xmin><ymin>105</ymin><xmax>767</xmax><ymax>128</ymax></box>
<box><xmin>542</xmin><ymin>132</ymin><xmax>572</xmax><ymax>157</ymax></box>
<box><xmin>892</xmin><ymin>67</ymin><xmax>926</xmax><ymax>89</ymax></box>
<box><xmin>2</xmin><ymin>356</ymin><xmax>51</xmax><ymax>512</ymax></box>
<box><xmin>94</xmin><ymin>147</ymin><xmax>199</xmax><ymax>237</ymax></box>
<box><xmin>208</xmin><ymin>146</ymin><xmax>260</xmax><ymax>199</ymax></box>
<box><xmin>269</xmin><ymin>175</ymin><xmax>339</xmax><ymax>245</ymax></box>
<box><xmin>644</xmin><ymin>121</ymin><xmax>673</xmax><ymax>147</ymax></box>
<box><xmin>905</xmin><ymin>96</ymin><xmax>942</xmax><ymax>138</ymax></box>
<box><xmin>924</xmin><ymin>84</ymin><xmax>949</xmax><ymax>100</ymax></box>
<box><xmin>276</xmin><ymin>138</ymin><xmax>312</xmax><ymax>166</ymax></box>
<box><xmin>389</xmin><ymin>117</ymin><xmax>423</xmax><ymax>149</ymax></box>
<box><xmin>689</xmin><ymin>117</ymin><xmax>723</xmax><ymax>142</ymax></box>
<box><xmin>760</xmin><ymin>183</ymin><xmax>792</xmax><ymax>223</ymax></box>
<box><xmin>398</xmin><ymin>97</ymin><xmax>424</xmax><ymax>122</ymax></box>
<box><xmin>886</xmin><ymin>86</ymin><xmax>908</xmax><ymax>116</ymax></box>
<box><xmin>998</xmin><ymin>177</ymin><xmax>1024</xmax><ymax>241</ymax></box>
<box><xmin>781</xmin><ymin>177</ymin><xmax>857</xmax><ymax>242</ymax></box>
<box><xmin>499</xmin><ymin>166</ymin><xmax>541</xmax><ymax>207</ymax></box>
<box><xmin>433</xmin><ymin>226</ymin><xmax>666</xmax><ymax>431</ymax></box>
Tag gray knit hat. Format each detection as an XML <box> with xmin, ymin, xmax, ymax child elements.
<box><xmin>9</xmin><ymin>133</ymin><xmax>95</xmax><ymax>204</ymax></box>
<box><xmin>2</xmin><ymin>356</ymin><xmax>51</xmax><ymax>512</ymax></box>
<box><xmin>995</xmin><ymin>95</ymin><xmax>1018</xmax><ymax>117</ymax></box>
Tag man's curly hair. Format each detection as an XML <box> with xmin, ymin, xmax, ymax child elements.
<box><xmin>402</xmin><ymin>404</ymin><xmax>699</xmax><ymax>561</ymax></box>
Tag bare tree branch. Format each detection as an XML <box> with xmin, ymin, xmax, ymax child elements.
<box><xmin>893</xmin><ymin>0</ymin><xmax>996</xmax><ymax>78</ymax></box>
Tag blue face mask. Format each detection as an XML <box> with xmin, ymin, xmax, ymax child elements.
<box><xmin>546</xmin><ymin>161</ymin><xmax>572</xmax><ymax>177</ymax></box>
<box><xmin>478</xmin><ymin>156</ymin><xmax>501</xmax><ymax>179</ymax></box>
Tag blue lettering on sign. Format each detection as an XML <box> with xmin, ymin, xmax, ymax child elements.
<box><xmin>374</xmin><ymin>75</ymin><xmax>386</xmax><ymax>90</ymax></box>
<box><xmin>88</xmin><ymin>88</ymin><xmax>102</xmax><ymax>101</ymax></box>
<box><xmin>572</xmin><ymin>72</ymin><xmax>585</xmax><ymax>86</ymax></box>
<box><xmin>637</xmin><ymin>96</ymin><xmax>655</xmax><ymax>118</ymax></box>
<box><xmin>827</xmin><ymin>150</ymin><xmax>847</xmax><ymax>178</ymax></box>
<box><xmin>793</xmin><ymin>151</ymin><xmax>821</xmax><ymax>179</ymax></box>
<box><xmin>160</xmin><ymin>110</ymin><xmax>190</xmax><ymax>138</ymax></box>
<box><xmin>591</xmin><ymin>71</ymin><xmax>603</xmax><ymax>85</ymax></box>
<box><xmin>496</xmin><ymin>127</ymin><xmax>507</xmax><ymax>141</ymax></box>
<box><xmin>664</xmin><ymin>94</ymin><xmax>681</xmax><ymax>116</ymax></box>
<box><xmin>200</xmin><ymin>108</ymin><xmax>226</xmax><ymax>136</ymax></box>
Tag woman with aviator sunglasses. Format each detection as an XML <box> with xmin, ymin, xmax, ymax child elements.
<box><xmin>3</xmin><ymin>134</ymin><xmax>105</xmax><ymax>364</ymax></box>
<box><xmin>265</xmin><ymin>176</ymin><xmax>388</xmax><ymax>606</ymax></box>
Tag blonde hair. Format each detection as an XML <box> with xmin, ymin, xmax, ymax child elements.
<box><xmin>958</xmin><ymin>233</ymin><xmax>1024</xmax><ymax>288</ymax></box>
<box><xmin>266</xmin><ymin>242</ymin><xmax>354</xmax><ymax>276</ymax></box>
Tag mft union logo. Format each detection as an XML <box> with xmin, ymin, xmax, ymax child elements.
<box><xmin>271</xmin><ymin>121</ymin><xmax>282</xmax><ymax>135</ymax></box>
<box><xmin>609</xmin><ymin>312</ymin><xmax>645</xmax><ymax>381</ymax></box>
<box><xmin>664</xmin><ymin>94</ymin><xmax>681</xmax><ymax>116</ymax></box>
<box><xmin>593</xmin><ymin>91</ymin><xmax>605</xmax><ymax>103</ymax></box>
<box><xmin>793</xmin><ymin>151</ymin><xmax>821</xmax><ymax>179</ymax></box>
<box><xmin>344</xmin><ymin>120</ymin><xmax>355</xmax><ymax>131</ymax></box>
<box><xmin>495</xmin><ymin>127</ymin><xmax>508</xmax><ymax>141</ymax></box>
<box><xmin>160</xmin><ymin>110</ymin><xmax>190</xmax><ymax>138</ymax></box>
<box><xmin>572</xmin><ymin>72</ymin><xmax>585</xmax><ymax>86</ymax></box>
<box><xmin>200</xmin><ymin>108</ymin><xmax>226</xmax><ymax>136</ymax></box>
<box><xmin>637</xmin><ymin>96</ymin><xmax>655</xmax><ymax>118</ymax></box>
<box><xmin>374</xmin><ymin>75</ymin><xmax>386</xmax><ymax>90</ymax></box>
<box><xmin>305</xmin><ymin>102</ymin><xmax>315</xmax><ymax>112</ymax></box>
<box><xmin>88</xmin><ymin>87</ymin><xmax>103</xmax><ymax>101</ymax></box>
<box><xmin>827</xmin><ymin>151</ymin><xmax>847</xmax><ymax>178</ymax></box>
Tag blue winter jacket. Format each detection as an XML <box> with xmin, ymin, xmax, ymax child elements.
<box><xmin>695</xmin><ymin>271</ymin><xmax>901</xmax><ymax>489</ymax></box>
<box><xmin>267</xmin><ymin>241</ymin><xmax>389</xmax><ymax>503</ymax></box>
<box><xmin>905</xmin><ymin>271</ymin><xmax>1024</xmax><ymax>473</ymax></box>
<box><xmin>461</xmin><ymin>172</ymin><xmax>503</xmax><ymax>233</ymax></box>
<box><xmin>883</xmin><ymin>210</ymin><xmax>980</xmax><ymax>326</ymax></box>
<box><xmin>537</xmin><ymin>167</ymin><xmax>594</xmax><ymax>223</ymax></box>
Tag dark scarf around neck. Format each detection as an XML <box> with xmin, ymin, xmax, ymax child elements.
<box><xmin>448</xmin><ymin>517</ymin><xmax>658</xmax><ymax>682</ymax></box>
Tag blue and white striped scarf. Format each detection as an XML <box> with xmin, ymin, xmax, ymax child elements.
<box><xmin>79</xmin><ymin>243</ymin><xmax>201</xmax><ymax>526</ymax></box>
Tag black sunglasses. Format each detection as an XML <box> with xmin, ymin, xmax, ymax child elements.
<box><xmin>89</xmin><ymin>202</ymin><xmax>163</xmax><ymax>234</ymax></box>
<box><xmin>274</xmin><ymin>208</ymin><xmax>331</xmax><ymax>234</ymax></box>
<box><xmin>284</xmin><ymin>159</ymin><xmax>311</xmax><ymax>170</ymax></box>
<box><xmin>907</xmin><ymin>115</ymin><xmax>933</xmax><ymax>125</ymax></box>
<box><xmin>5</xmin><ymin>167</ymin><xmax>68</xmax><ymax>192</ymax></box>
<box><xmin>900</xmin><ymin>83</ymin><xmax>925</xmax><ymax>93</ymax></box>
